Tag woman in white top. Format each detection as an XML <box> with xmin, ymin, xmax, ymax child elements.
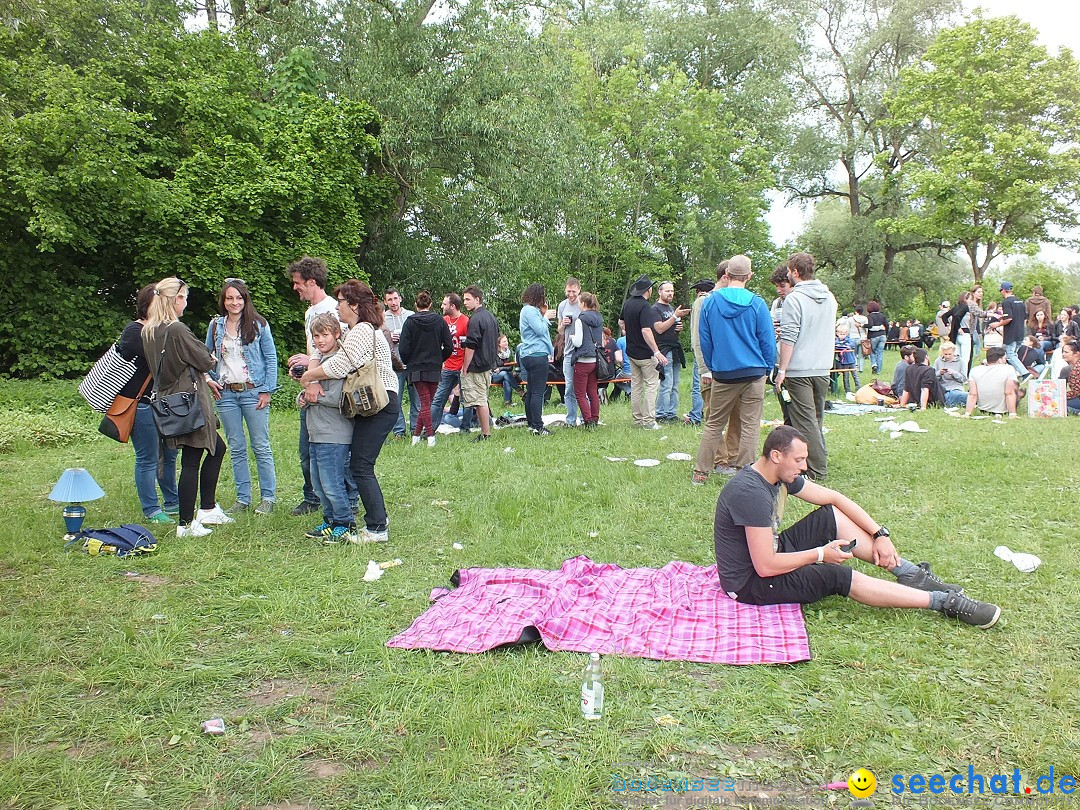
<box><xmin>300</xmin><ymin>280</ymin><xmax>399</xmax><ymax>544</ymax></box>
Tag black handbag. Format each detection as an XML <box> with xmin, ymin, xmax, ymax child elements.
<box><xmin>594</xmin><ymin>341</ymin><xmax>615</xmax><ymax>381</ymax></box>
<box><xmin>149</xmin><ymin>326</ymin><xmax>207</xmax><ymax>438</ymax></box>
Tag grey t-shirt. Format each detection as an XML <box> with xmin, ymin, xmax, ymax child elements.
<box><xmin>305</xmin><ymin>370</ymin><xmax>352</xmax><ymax>445</ymax></box>
<box><xmin>714</xmin><ymin>467</ymin><xmax>805</xmax><ymax>591</ymax></box>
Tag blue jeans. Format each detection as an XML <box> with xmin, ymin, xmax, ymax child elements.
<box><xmin>870</xmin><ymin>335</ymin><xmax>886</xmax><ymax>374</ymax></box>
<box><xmin>688</xmin><ymin>358</ymin><xmax>703</xmax><ymax>423</ymax></box>
<box><xmin>561</xmin><ymin>352</ymin><xmax>578</xmax><ymax>424</ymax></box>
<box><xmin>656</xmin><ymin>349</ymin><xmax>680</xmax><ymax>419</ymax></box>
<box><xmin>491</xmin><ymin>369</ymin><xmax>520</xmax><ymax>405</ymax></box>
<box><xmin>1003</xmin><ymin>340</ymin><xmax>1028</xmax><ymax>376</ymax></box>
<box><xmin>351</xmin><ymin>392</ymin><xmax>398</xmax><ymax>531</ymax></box>
<box><xmin>393</xmin><ymin>369</ymin><xmax>418</xmax><ymax>436</ymax></box>
<box><xmin>310</xmin><ymin>442</ymin><xmax>353</xmax><ymax>526</ymax></box>
<box><xmin>301</xmin><ymin>409</ymin><xmax>358</xmax><ymax>508</ymax></box>
<box><xmin>131</xmin><ymin>403</ymin><xmax>178</xmax><ymax>517</ymax></box>
<box><xmin>520</xmin><ymin>354</ymin><xmax>548</xmax><ymax>431</ymax></box>
<box><xmin>215</xmin><ymin>388</ymin><xmax>276</xmax><ymax>504</ymax></box>
<box><xmin>430</xmin><ymin>369</ymin><xmax>472</xmax><ymax>431</ymax></box>
<box><xmin>944</xmin><ymin>389</ymin><xmax>967</xmax><ymax>407</ymax></box>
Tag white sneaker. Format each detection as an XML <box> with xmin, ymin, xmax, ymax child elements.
<box><xmin>196</xmin><ymin>504</ymin><xmax>235</xmax><ymax>525</ymax></box>
<box><xmin>411</xmin><ymin>435</ymin><xmax>422</xmax><ymax>446</ymax></box>
<box><xmin>350</xmin><ymin>527</ymin><xmax>389</xmax><ymax>544</ymax></box>
<box><xmin>427</xmin><ymin>436</ymin><xmax>436</xmax><ymax>447</ymax></box>
<box><xmin>177</xmin><ymin>521</ymin><xmax>212</xmax><ymax>538</ymax></box>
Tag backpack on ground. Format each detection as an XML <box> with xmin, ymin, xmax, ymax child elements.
<box><xmin>65</xmin><ymin>524</ymin><xmax>158</xmax><ymax>557</ymax></box>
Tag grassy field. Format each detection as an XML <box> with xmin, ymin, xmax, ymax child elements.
<box><xmin>1</xmin><ymin>356</ymin><xmax>1078</xmax><ymax>810</ymax></box>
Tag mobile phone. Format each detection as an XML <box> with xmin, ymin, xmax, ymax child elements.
<box><xmin>839</xmin><ymin>539</ymin><xmax>858</xmax><ymax>553</ymax></box>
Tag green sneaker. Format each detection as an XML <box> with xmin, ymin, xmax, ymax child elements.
<box><xmin>148</xmin><ymin>512</ymin><xmax>175</xmax><ymax>525</ymax></box>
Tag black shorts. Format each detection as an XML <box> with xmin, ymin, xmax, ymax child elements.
<box><xmin>733</xmin><ymin>506</ymin><xmax>853</xmax><ymax>605</ymax></box>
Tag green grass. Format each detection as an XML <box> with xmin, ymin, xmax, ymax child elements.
<box><xmin>1</xmin><ymin>357</ymin><xmax>1078</xmax><ymax>809</ymax></box>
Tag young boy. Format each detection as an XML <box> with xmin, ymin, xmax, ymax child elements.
<box><xmin>832</xmin><ymin>325</ymin><xmax>860</xmax><ymax>395</ymax></box>
<box><xmin>301</xmin><ymin>313</ymin><xmax>356</xmax><ymax>545</ymax></box>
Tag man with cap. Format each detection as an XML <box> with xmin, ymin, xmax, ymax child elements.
<box><xmin>686</xmin><ymin>276</ymin><xmax>718</xmax><ymax>426</ymax></box>
<box><xmin>693</xmin><ymin>255</ymin><xmax>776</xmax><ymax>485</ymax></box>
<box><xmin>620</xmin><ymin>275</ymin><xmax>668</xmax><ymax>429</ymax></box>
<box><xmin>992</xmin><ymin>282</ymin><xmax>1029</xmax><ymax>377</ymax></box>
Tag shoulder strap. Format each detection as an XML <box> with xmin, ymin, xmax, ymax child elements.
<box><xmin>151</xmin><ymin>324</ymin><xmax>171</xmax><ymax>396</ymax></box>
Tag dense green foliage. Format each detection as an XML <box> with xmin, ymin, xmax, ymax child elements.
<box><xmin>0</xmin><ymin>0</ymin><xmax>390</xmax><ymax>376</ymax></box>
<box><xmin>885</xmin><ymin>15</ymin><xmax>1080</xmax><ymax>282</ymax></box>
<box><xmin>2</xmin><ymin>0</ymin><xmax>1079</xmax><ymax>376</ymax></box>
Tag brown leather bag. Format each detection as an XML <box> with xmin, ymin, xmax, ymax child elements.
<box><xmin>98</xmin><ymin>376</ymin><xmax>151</xmax><ymax>443</ymax></box>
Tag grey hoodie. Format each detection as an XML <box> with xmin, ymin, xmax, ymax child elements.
<box><xmin>779</xmin><ymin>279</ymin><xmax>838</xmax><ymax>377</ymax></box>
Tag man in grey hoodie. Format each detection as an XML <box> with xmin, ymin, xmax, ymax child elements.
<box><xmin>774</xmin><ymin>252</ymin><xmax>837</xmax><ymax>480</ymax></box>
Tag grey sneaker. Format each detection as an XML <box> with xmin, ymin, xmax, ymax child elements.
<box><xmin>896</xmin><ymin>562</ymin><xmax>963</xmax><ymax>594</ymax></box>
<box><xmin>254</xmin><ymin>499</ymin><xmax>275</xmax><ymax>515</ymax></box>
<box><xmin>225</xmin><ymin>501</ymin><xmax>251</xmax><ymax>516</ymax></box>
<box><xmin>940</xmin><ymin>591</ymin><xmax>1001</xmax><ymax>629</ymax></box>
<box><xmin>713</xmin><ymin>464</ymin><xmax>738</xmax><ymax>476</ymax></box>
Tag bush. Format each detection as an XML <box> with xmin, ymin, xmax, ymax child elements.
<box><xmin>0</xmin><ymin>407</ymin><xmax>100</xmax><ymax>454</ymax></box>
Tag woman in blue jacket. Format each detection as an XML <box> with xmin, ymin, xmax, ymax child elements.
<box><xmin>519</xmin><ymin>283</ymin><xmax>555</xmax><ymax>435</ymax></box>
<box><xmin>205</xmin><ymin>278</ymin><xmax>279</xmax><ymax>514</ymax></box>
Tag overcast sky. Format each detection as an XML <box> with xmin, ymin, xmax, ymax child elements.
<box><xmin>767</xmin><ymin>0</ymin><xmax>1079</xmax><ymax>269</ymax></box>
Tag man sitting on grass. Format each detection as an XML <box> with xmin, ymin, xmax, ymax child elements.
<box><xmin>713</xmin><ymin>426</ymin><xmax>1001</xmax><ymax>628</ymax></box>
<box><xmin>965</xmin><ymin>347</ymin><xmax>1020</xmax><ymax>419</ymax></box>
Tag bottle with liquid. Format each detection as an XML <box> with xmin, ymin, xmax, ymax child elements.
<box><xmin>581</xmin><ymin>652</ymin><xmax>604</xmax><ymax>720</ymax></box>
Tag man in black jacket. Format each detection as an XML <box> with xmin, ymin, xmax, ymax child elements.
<box><xmin>460</xmin><ymin>285</ymin><xmax>499</xmax><ymax>441</ymax></box>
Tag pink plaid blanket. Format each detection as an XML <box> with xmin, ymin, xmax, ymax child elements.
<box><xmin>386</xmin><ymin>556</ymin><xmax>810</xmax><ymax>665</ymax></box>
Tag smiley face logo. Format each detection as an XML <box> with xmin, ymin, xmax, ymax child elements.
<box><xmin>848</xmin><ymin>768</ymin><xmax>877</xmax><ymax>798</ymax></box>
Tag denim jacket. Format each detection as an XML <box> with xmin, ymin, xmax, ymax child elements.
<box><xmin>204</xmin><ymin>316</ymin><xmax>279</xmax><ymax>393</ymax></box>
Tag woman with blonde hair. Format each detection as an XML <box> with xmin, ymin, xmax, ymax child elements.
<box><xmin>300</xmin><ymin>280</ymin><xmax>399</xmax><ymax>544</ymax></box>
<box><xmin>142</xmin><ymin>277</ymin><xmax>233</xmax><ymax>537</ymax></box>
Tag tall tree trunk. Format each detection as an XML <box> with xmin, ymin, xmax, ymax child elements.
<box><xmin>878</xmin><ymin>245</ymin><xmax>898</xmax><ymax>305</ymax></box>
<box><xmin>206</xmin><ymin>0</ymin><xmax>218</xmax><ymax>31</ymax></box>
<box><xmin>231</xmin><ymin>0</ymin><xmax>247</xmax><ymax>23</ymax></box>
<box><xmin>844</xmin><ymin>157</ymin><xmax>870</xmax><ymax>307</ymax></box>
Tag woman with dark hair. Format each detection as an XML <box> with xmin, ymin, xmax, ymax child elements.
<box><xmin>142</xmin><ymin>277</ymin><xmax>233</xmax><ymax>538</ymax></box>
<box><xmin>944</xmin><ymin>291</ymin><xmax>973</xmax><ymax>371</ymax></box>
<box><xmin>205</xmin><ymin>278</ymin><xmax>279</xmax><ymax>514</ymax></box>
<box><xmin>118</xmin><ymin>284</ymin><xmax>179</xmax><ymax>523</ymax></box>
<box><xmin>866</xmin><ymin>300</ymin><xmax>887</xmax><ymax>374</ymax></box>
<box><xmin>568</xmin><ymin>291</ymin><xmax>604</xmax><ymax>427</ymax></box>
<box><xmin>1052</xmin><ymin>308</ymin><xmax>1080</xmax><ymax>344</ymax></box>
<box><xmin>300</xmin><ymin>280</ymin><xmax>399</xmax><ymax>543</ymax></box>
<box><xmin>1029</xmin><ymin>309</ymin><xmax>1055</xmax><ymax>354</ymax></box>
<box><xmin>398</xmin><ymin>290</ymin><xmax>453</xmax><ymax>447</ymax></box>
<box><xmin>519</xmin><ymin>283</ymin><xmax>554</xmax><ymax>435</ymax></box>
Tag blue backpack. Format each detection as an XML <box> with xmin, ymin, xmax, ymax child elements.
<box><xmin>66</xmin><ymin>524</ymin><xmax>158</xmax><ymax>557</ymax></box>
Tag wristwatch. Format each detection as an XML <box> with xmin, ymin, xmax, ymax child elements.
<box><xmin>871</xmin><ymin>526</ymin><xmax>890</xmax><ymax>540</ymax></box>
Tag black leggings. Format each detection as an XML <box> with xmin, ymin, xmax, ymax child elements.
<box><xmin>179</xmin><ymin>434</ymin><xmax>227</xmax><ymax>524</ymax></box>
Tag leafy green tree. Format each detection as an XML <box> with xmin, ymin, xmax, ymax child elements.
<box><xmin>784</xmin><ymin>0</ymin><xmax>957</xmax><ymax>306</ymax></box>
<box><xmin>0</xmin><ymin>0</ymin><xmax>389</xmax><ymax>377</ymax></box>
<box><xmin>885</xmin><ymin>15</ymin><xmax>1080</xmax><ymax>282</ymax></box>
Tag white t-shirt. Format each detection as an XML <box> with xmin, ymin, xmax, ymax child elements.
<box><xmin>304</xmin><ymin>294</ymin><xmax>339</xmax><ymax>356</ymax></box>
<box><xmin>970</xmin><ymin>363</ymin><xmax>1018</xmax><ymax>414</ymax></box>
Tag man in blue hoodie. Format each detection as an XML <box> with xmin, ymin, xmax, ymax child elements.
<box><xmin>692</xmin><ymin>255</ymin><xmax>776</xmax><ymax>485</ymax></box>
<box><xmin>774</xmin><ymin>252</ymin><xmax>838</xmax><ymax>480</ymax></box>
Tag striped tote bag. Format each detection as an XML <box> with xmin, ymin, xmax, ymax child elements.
<box><xmin>79</xmin><ymin>344</ymin><xmax>138</xmax><ymax>413</ymax></box>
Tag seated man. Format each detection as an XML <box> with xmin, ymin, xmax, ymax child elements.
<box><xmin>965</xmin><ymin>347</ymin><xmax>1020</xmax><ymax>419</ymax></box>
<box><xmin>933</xmin><ymin>341</ymin><xmax>968</xmax><ymax>408</ymax></box>
<box><xmin>899</xmin><ymin>347</ymin><xmax>942</xmax><ymax>410</ymax></box>
<box><xmin>714</xmin><ymin>426</ymin><xmax>1000</xmax><ymax>628</ymax></box>
<box><xmin>891</xmin><ymin>345</ymin><xmax>916</xmax><ymax>401</ymax></box>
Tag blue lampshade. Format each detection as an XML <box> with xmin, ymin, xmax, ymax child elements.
<box><xmin>48</xmin><ymin>468</ymin><xmax>106</xmax><ymax>503</ymax></box>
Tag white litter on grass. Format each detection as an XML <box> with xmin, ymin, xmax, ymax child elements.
<box><xmin>991</xmin><ymin>419</ymin><xmax>1006</xmax><ymax>424</ymax></box>
<box><xmin>660</xmin><ymin>435</ymin><xmax>669</xmax><ymax>441</ymax></box>
<box><xmin>822</xmin><ymin>426</ymin><xmax>831</xmax><ymax>434</ymax></box>
<box><xmin>504</xmin><ymin>447</ymin><xmax>515</xmax><ymax>453</ymax></box>
<box><xmin>541</xmin><ymin>414</ymin><xmax>566</xmax><ymax>427</ymax></box>
<box><xmin>363</xmin><ymin>560</ymin><xmax>384</xmax><ymax>582</ymax></box>
<box><xmin>896</xmin><ymin>420</ymin><xmax>927</xmax><ymax>433</ymax></box>
<box><xmin>605</xmin><ymin>456</ymin><xmax>629</xmax><ymax>462</ymax></box>
<box><xmin>452</xmin><ymin>542</ymin><xmax>464</xmax><ymax>550</ymax></box>
<box><xmin>879</xmin><ymin>420</ymin><xmax>900</xmax><ymax>432</ymax></box>
<box><xmin>994</xmin><ymin>546</ymin><xmax>1042</xmax><ymax>573</ymax></box>
<box><xmin>434</xmin><ymin>423</ymin><xmax>460</xmax><ymax>434</ymax></box>
<box><xmin>890</xmin><ymin>431</ymin><xmax>904</xmax><ymax>439</ymax></box>
<box><xmin>588</xmin><ymin>531</ymin><xmax>599</xmax><ymax>538</ymax></box>
<box><xmin>666</xmin><ymin>452</ymin><xmax>692</xmax><ymax>461</ymax></box>
<box><xmin>634</xmin><ymin>459</ymin><xmax>661</xmax><ymax>467</ymax></box>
